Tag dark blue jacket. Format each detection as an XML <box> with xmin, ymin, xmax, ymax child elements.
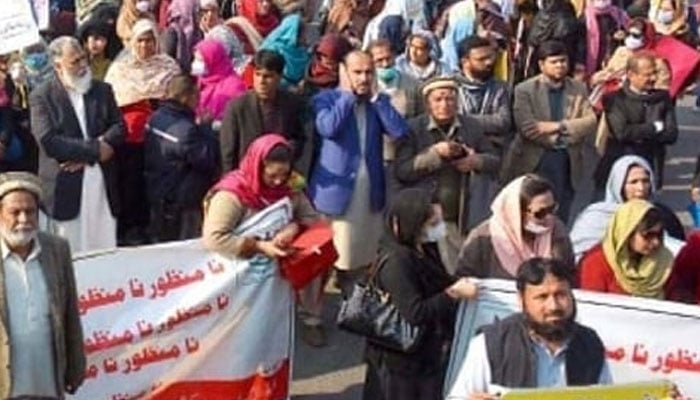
<box><xmin>144</xmin><ymin>100</ymin><xmax>218</xmax><ymax>209</ymax></box>
<box><xmin>308</xmin><ymin>90</ymin><xmax>408</xmax><ymax>216</ymax></box>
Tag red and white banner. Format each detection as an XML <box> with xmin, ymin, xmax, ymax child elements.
<box><xmin>69</xmin><ymin>200</ymin><xmax>295</xmax><ymax>400</ymax></box>
<box><xmin>445</xmin><ymin>279</ymin><xmax>700</xmax><ymax>399</ymax></box>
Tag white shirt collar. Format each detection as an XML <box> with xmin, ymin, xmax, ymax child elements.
<box><xmin>1</xmin><ymin>235</ymin><xmax>41</xmax><ymax>262</ymax></box>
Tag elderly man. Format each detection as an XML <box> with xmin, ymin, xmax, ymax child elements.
<box><xmin>502</xmin><ymin>40</ymin><xmax>596</xmax><ymax>223</ymax></box>
<box><xmin>395</xmin><ymin>76</ymin><xmax>499</xmax><ymax>273</ymax></box>
<box><xmin>309</xmin><ymin>50</ymin><xmax>408</xmax><ymax>293</ymax></box>
<box><xmin>447</xmin><ymin>258</ymin><xmax>611</xmax><ymax>399</ymax></box>
<box><xmin>30</xmin><ymin>36</ymin><xmax>124</xmax><ymax>254</ymax></box>
<box><xmin>0</xmin><ymin>172</ymin><xmax>85</xmax><ymax>399</ymax></box>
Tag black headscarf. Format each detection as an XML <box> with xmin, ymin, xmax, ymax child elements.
<box><xmin>528</xmin><ymin>0</ymin><xmax>580</xmax><ymax>45</ymax></box>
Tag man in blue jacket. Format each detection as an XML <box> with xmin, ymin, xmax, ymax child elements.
<box><xmin>308</xmin><ymin>50</ymin><xmax>408</xmax><ymax>295</ymax></box>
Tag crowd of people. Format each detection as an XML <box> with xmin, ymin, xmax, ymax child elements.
<box><xmin>2</xmin><ymin>0</ymin><xmax>700</xmax><ymax>398</ymax></box>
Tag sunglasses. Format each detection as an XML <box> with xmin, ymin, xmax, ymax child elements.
<box><xmin>528</xmin><ymin>204</ymin><xmax>558</xmax><ymax>220</ymax></box>
<box><xmin>639</xmin><ymin>229</ymin><xmax>663</xmax><ymax>241</ymax></box>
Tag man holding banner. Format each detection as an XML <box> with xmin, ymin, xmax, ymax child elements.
<box><xmin>447</xmin><ymin>258</ymin><xmax>611</xmax><ymax>399</ymax></box>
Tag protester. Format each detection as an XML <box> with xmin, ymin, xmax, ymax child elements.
<box><xmin>594</xmin><ymin>53</ymin><xmax>678</xmax><ymax>192</ymax></box>
<box><xmin>259</xmin><ymin>13</ymin><xmax>311</xmax><ymax>89</ymax></box>
<box><xmin>524</xmin><ymin>0</ymin><xmax>583</xmax><ymax>78</ymax></box>
<box><xmin>583</xmin><ymin>0</ymin><xmax>629</xmax><ymax>77</ymax></box>
<box><xmin>77</xmin><ymin>20</ymin><xmax>114</xmax><ymax>80</ymax></box>
<box><xmin>228</xmin><ymin>0</ymin><xmax>279</xmax><ymax>55</ymax></box>
<box><xmin>651</xmin><ymin>0</ymin><xmax>698</xmax><ymax>45</ymax></box>
<box><xmin>0</xmin><ymin>171</ymin><xmax>86</xmax><ymax>398</ymax></box>
<box><xmin>31</xmin><ymin>36</ymin><xmax>124</xmax><ymax>253</ymax></box>
<box><xmin>362</xmin><ymin>0</ymin><xmax>427</xmax><ymax>52</ymax></box>
<box><xmin>200</xmin><ymin>0</ymin><xmax>223</xmax><ymax>34</ymax></box>
<box><xmin>578</xmin><ymin>200</ymin><xmax>677</xmax><ymax>299</ymax></box>
<box><xmin>160</xmin><ymin>0</ymin><xmax>203</xmax><ymax>71</ymax></box>
<box><xmin>395</xmin><ymin>77</ymin><xmax>499</xmax><ymax>273</ymax></box>
<box><xmin>144</xmin><ymin>74</ymin><xmax>218</xmax><ymax>242</ymax></box>
<box><xmin>447</xmin><ymin>257</ymin><xmax>612</xmax><ymax>398</ymax></box>
<box><xmin>439</xmin><ymin>0</ymin><xmax>477</xmax><ymax>72</ymax></box>
<box><xmin>20</xmin><ymin>42</ymin><xmax>54</xmax><ymax>91</ymax></box>
<box><xmin>456</xmin><ymin>175</ymin><xmax>575</xmax><ymax>279</ymax></box>
<box><xmin>105</xmin><ymin>19</ymin><xmax>181</xmax><ymax>245</ymax></box>
<box><xmin>502</xmin><ymin>41</ymin><xmax>596</xmax><ymax>223</ymax></box>
<box><xmin>396</xmin><ymin>30</ymin><xmax>451</xmax><ymax>83</ymax></box>
<box><xmin>3</xmin><ymin>58</ymin><xmax>39</xmax><ymax>174</ymax></box>
<box><xmin>201</xmin><ymin>134</ymin><xmax>327</xmax><ymax>346</ymax></box>
<box><xmin>665</xmin><ymin>231</ymin><xmax>700</xmax><ymax>304</ymax></box>
<box><xmin>192</xmin><ymin>38</ymin><xmax>247</xmax><ymax>123</ymax></box>
<box><xmin>570</xmin><ymin>155</ymin><xmax>684</xmax><ymax>262</ymax></box>
<box><xmin>368</xmin><ymin>39</ymin><xmax>422</xmax><ymax>118</ymax></box>
<box><xmin>302</xmin><ymin>33</ymin><xmax>353</xmax><ymax>95</ymax></box>
<box><xmin>219</xmin><ymin>50</ymin><xmax>306</xmax><ymax>172</ymax></box>
<box><xmin>116</xmin><ymin>0</ymin><xmax>156</xmax><ymax>44</ymax></box>
<box><xmin>362</xmin><ymin>188</ymin><xmax>479</xmax><ymax>400</ymax></box>
<box><xmin>308</xmin><ymin>50</ymin><xmax>408</xmax><ymax>294</ymax></box>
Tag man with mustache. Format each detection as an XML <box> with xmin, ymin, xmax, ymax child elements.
<box><xmin>30</xmin><ymin>36</ymin><xmax>124</xmax><ymax>253</ymax></box>
<box><xmin>447</xmin><ymin>257</ymin><xmax>611</xmax><ymax>399</ymax></box>
<box><xmin>0</xmin><ymin>172</ymin><xmax>85</xmax><ymax>398</ymax></box>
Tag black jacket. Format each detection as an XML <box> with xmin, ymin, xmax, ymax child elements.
<box><xmin>144</xmin><ymin>100</ymin><xmax>218</xmax><ymax>209</ymax></box>
<box><xmin>29</xmin><ymin>77</ymin><xmax>124</xmax><ymax>220</ymax></box>
<box><xmin>365</xmin><ymin>237</ymin><xmax>457</xmax><ymax>376</ymax></box>
<box><xmin>595</xmin><ymin>85</ymin><xmax>678</xmax><ymax>185</ymax></box>
<box><xmin>219</xmin><ymin>90</ymin><xmax>307</xmax><ymax>173</ymax></box>
<box><xmin>482</xmin><ymin>313</ymin><xmax>605</xmax><ymax>387</ymax></box>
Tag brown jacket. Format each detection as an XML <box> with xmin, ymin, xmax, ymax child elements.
<box><xmin>0</xmin><ymin>232</ymin><xmax>85</xmax><ymax>398</ymax></box>
<box><xmin>455</xmin><ymin>218</ymin><xmax>575</xmax><ymax>279</ymax></box>
<box><xmin>501</xmin><ymin>75</ymin><xmax>596</xmax><ymax>189</ymax></box>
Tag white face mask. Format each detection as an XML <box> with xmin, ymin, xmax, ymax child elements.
<box><xmin>624</xmin><ymin>36</ymin><xmax>644</xmax><ymax>50</ymax></box>
<box><xmin>657</xmin><ymin>10</ymin><xmax>675</xmax><ymax>24</ymax></box>
<box><xmin>524</xmin><ymin>221</ymin><xmax>552</xmax><ymax>235</ymax></box>
<box><xmin>136</xmin><ymin>0</ymin><xmax>151</xmax><ymax>12</ymax></box>
<box><xmin>190</xmin><ymin>60</ymin><xmax>207</xmax><ymax>76</ymax></box>
<box><xmin>593</xmin><ymin>0</ymin><xmax>610</xmax><ymax>8</ymax></box>
<box><xmin>422</xmin><ymin>220</ymin><xmax>447</xmax><ymax>243</ymax></box>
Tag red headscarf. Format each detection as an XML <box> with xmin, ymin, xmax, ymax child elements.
<box><xmin>307</xmin><ymin>33</ymin><xmax>352</xmax><ymax>87</ymax></box>
<box><xmin>239</xmin><ymin>0</ymin><xmax>280</xmax><ymax>37</ymax></box>
<box><xmin>213</xmin><ymin>134</ymin><xmax>293</xmax><ymax>210</ymax></box>
<box><xmin>665</xmin><ymin>231</ymin><xmax>700</xmax><ymax>304</ymax></box>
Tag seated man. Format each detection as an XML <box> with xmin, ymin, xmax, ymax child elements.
<box><xmin>447</xmin><ymin>257</ymin><xmax>611</xmax><ymax>399</ymax></box>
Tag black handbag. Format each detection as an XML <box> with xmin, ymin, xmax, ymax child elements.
<box><xmin>336</xmin><ymin>255</ymin><xmax>424</xmax><ymax>353</ymax></box>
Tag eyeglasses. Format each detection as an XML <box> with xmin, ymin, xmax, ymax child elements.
<box><xmin>639</xmin><ymin>229</ymin><xmax>663</xmax><ymax>241</ymax></box>
<box><xmin>527</xmin><ymin>204</ymin><xmax>558</xmax><ymax>220</ymax></box>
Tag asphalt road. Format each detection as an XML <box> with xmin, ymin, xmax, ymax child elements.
<box><xmin>289</xmin><ymin>96</ymin><xmax>700</xmax><ymax>399</ymax></box>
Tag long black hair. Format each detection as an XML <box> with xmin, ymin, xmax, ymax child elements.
<box><xmin>385</xmin><ymin>187</ymin><xmax>434</xmax><ymax>247</ymax></box>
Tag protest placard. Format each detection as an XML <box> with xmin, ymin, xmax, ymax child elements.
<box><xmin>0</xmin><ymin>0</ymin><xmax>41</xmax><ymax>54</ymax></box>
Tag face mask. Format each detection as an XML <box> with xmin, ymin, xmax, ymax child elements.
<box><xmin>190</xmin><ymin>60</ymin><xmax>207</xmax><ymax>76</ymax></box>
<box><xmin>23</xmin><ymin>53</ymin><xmax>48</xmax><ymax>71</ymax></box>
<box><xmin>624</xmin><ymin>36</ymin><xmax>644</xmax><ymax>50</ymax></box>
<box><xmin>376</xmin><ymin>67</ymin><xmax>398</xmax><ymax>84</ymax></box>
<box><xmin>524</xmin><ymin>221</ymin><xmax>552</xmax><ymax>235</ymax></box>
<box><xmin>657</xmin><ymin>10</ymin><xmax>675</xmax><ymax>24</ymax></box>
<box><xmin>593</xmin><ymin>0</ymin><xmax>610</xmax><ymax>8</ymax></box>
<box><xmin>136</xmin><ymin>0</ymin><xmax>151</xmax><ymax>12</ymax></box>
<box><xmin>422</xmin><ymin>220</ymin><xmax>447</xmax><ymax>243</ymax></box>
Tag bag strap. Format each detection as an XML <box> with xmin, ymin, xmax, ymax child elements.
<box><xmin>366</xmin><ymin>253</ymin><xmax>390</xmax><ymax>289</ymax></box>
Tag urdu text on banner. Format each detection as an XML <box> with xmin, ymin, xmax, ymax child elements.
<box><xmin>0</xmin><ymin>0</ymin><xmax>41</xmax><ymax>55</ymax></box>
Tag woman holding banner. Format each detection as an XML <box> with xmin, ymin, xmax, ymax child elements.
<box><xmin>455</xmin><ymin>174</ymin><xmax>574</xmax><ymax>280</ymax></box>
<box><xmin>577</xmin><ymin>200</ymin><xmax>677</xmax><ymax>299</ymax></box>
<box><xmin>201</xmin><ymin>133</ymin><xmax>328</xmax><ymax>346</ymax></box>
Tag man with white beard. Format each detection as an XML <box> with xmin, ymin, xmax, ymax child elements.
<box><xmin>0</xmin><ymin>171</ymin><xmax>85</xmax><ymax>398</ymax></box>
<box><xmin>30</xmin><ymin>36</ymin><xmax>124</xmax><ymax>253</ymax></box>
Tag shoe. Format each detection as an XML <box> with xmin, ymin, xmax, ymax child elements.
<box><xmin>300</xmin><ymin>323</ymin><xmax>327</xmax><ymax>348</ymax></box>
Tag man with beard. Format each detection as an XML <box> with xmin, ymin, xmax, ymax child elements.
<box><xmin>0</xmin><ymin>172</ymin><xmax>85</xmax><ymax>398</ymax></box>
<box><xmin>447</xmin><ymin>257</ymin><xmax>611</xmax><ymax>399</ymax></box>
<box><xmin>30</xmin><ymin>36</ymin><xmax>124</xmax><ymax>253</ymax></box>
<box><xmin>456</xmin><ymin>36</ymin><xmax>512</xmax><ymax>229</ymax></box>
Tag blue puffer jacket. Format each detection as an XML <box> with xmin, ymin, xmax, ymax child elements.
<box><xmin>144</xmin><ymin>100</ymin><xmax>218</xmax><ymax>209</ymax></box>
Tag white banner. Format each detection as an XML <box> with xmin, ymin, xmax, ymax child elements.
<box><xmin>445</xmin><ymin>279</ymin><xmax>700</xmax><ymax>399</ymax></box>
<box><xmin>31</xmin><ymin>0</ymin><xmax>50</xmax><ymax>31</ymax></box>
<box><xmin>0</xmin><ymin>0</ymin><xmax>41</xmax><ymax>55</ymax></box>
<box><xmin>69</xmin><ymin>199</ymin><xmax>296</xmax><ymax>400</ymax></box>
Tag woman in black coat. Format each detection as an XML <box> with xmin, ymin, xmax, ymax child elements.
<box><xmin>362</xmin><ymin>188</ymin><xmax>480</xmax><ymax>400</ymax></box>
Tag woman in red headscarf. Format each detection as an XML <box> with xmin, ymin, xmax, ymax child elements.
<box><xmin>301</xmin><ymin>33</ymin><xmax>353</xmax><ymax>96</ymax></box>
<box><xmin>202</xmin><ymin>134</ymin><xmax>328</xmax><ymax>346</ymax></box>
<box><xmin>227</xmin><ymin>0</ymin><xmax>281</xmax><ymax>54</ymax></box>
<box><xmin>665</xmin><ymin>231</ymin><xmax>700</xmax><ymax>304</ymax></box>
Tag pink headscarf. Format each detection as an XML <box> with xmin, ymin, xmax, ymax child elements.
<box><xmin>213</xmin><ymin>134</ymin><xmax>293</xmax><ymax>210</ymax></box>
<box><xmin>195</xmin><ymin>39</ymin><xmax>246</xmax><ymax>120</ymax></box>
<box><xmin>585</xmin><ymin>3</ymin><xmax>629</xmax><ymax>76</ymax></box>
<box><xmin>488</xmin><ymin>176</ymin><xmax>554</xmax><ymax>276</ymax></box>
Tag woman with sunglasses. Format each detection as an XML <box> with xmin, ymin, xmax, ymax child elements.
<box><xmin>577</xmin><ymin>200</ymin><xmax>677</xmax><ymax>299</ymax></box>
<box><xmin>456</xmin><ymin>174</ymin><xmax>574</xmax><ymax>279</ymax></box>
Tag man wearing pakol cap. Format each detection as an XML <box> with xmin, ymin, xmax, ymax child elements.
<box><xmin>30</xmin><ymin>36</ymin><xmax>124</xmax><ymax>254</ymax></box>
<box><xmin>0</xmin><ymin>172</ymin><xmax>85</xmax><ymax>399</ymax></box>
<box><xmin>395</xmin><ymin>76</ymin><xmax>500</xmax><ymax>273</ymax></box>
